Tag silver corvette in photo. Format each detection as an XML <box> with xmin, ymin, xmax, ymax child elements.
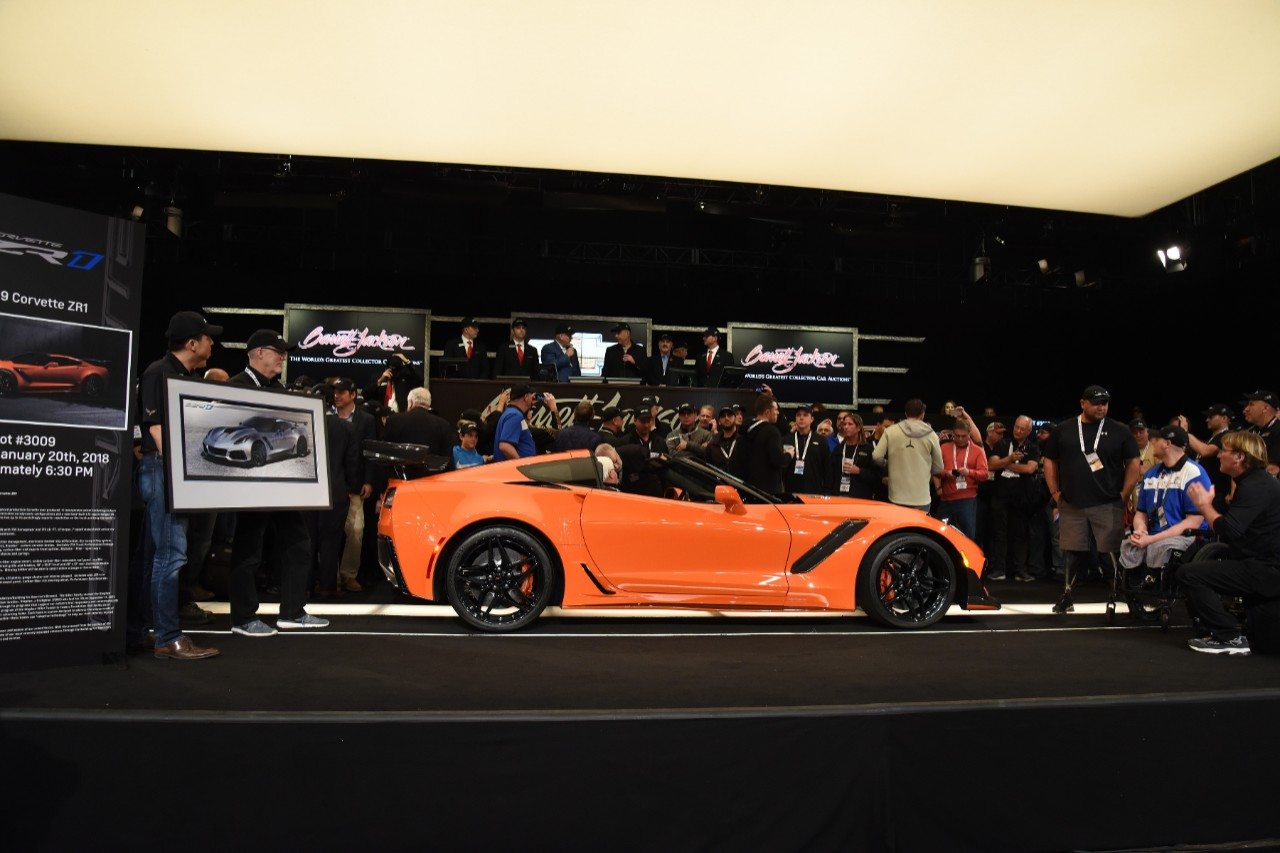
<box><xmin>202</xmin><ymin>416</ymin><xmax>310</xmax><ymax>467</ymax></box>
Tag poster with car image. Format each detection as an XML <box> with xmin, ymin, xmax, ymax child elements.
<box><xmin>0</xmin><ymin>193</ymin><xmax>143</xmax><ymax>671</ymax></box>
<box><xmin>163</xmin><ymin>376</ymin><xmax>331</xmax><ymax>512</ymax></box>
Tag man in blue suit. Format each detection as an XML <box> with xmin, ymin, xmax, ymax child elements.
<box><xmin>540</xmin><ymin>323</ymin><xmax>581</xmax><ymax>382</ymax></box>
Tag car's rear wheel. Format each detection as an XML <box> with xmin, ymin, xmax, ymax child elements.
<box><xmin>444</xmin><ymin>526</ymin><xmax>555</xmax><ymax>632</ymax></box>
<box><xmin>857</xmin><ymin>534</ymin><xmax>955</xmax><ymax>629</ymax></box>
<box><xmin>82</xmin><ymin>375</ymin><xmax>104</xmax><ymax>399</ymax></box>
<box><xmin>295</xmin><ymin>435</ymin><xmax>309</xmax><ymax>457</ymax></box>
<box><xmin>0</xmin><ymin>371</ymin><xmax>16</xmax><ymax>397</ymax></box>
<box><xmin>250</xmin><ymin>442</ymin><xmax>268</xmax><ymax>467</ymax></box>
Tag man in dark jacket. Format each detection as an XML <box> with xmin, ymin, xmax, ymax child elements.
<box><xmin>311</xmin><ymin>406</ymin><xmax>359</xmax><ymax>597</ymax></box>
<box><xmin>695</xmin><ymin>327</ymin><xmax>735</xmax><ymax>388</ymax></box>
<box><xmin>707</xmin><ymin>406</ymin><xmax>748</xmax><ymax>480</ymax></box>
<box><xmin>440</xmin><ymin>317</ymin><xmax>490</xmax><ymax>380</ymax></box>
<box><xmin>365</xmin><ymin>352</ymin><xmax>423</xmax><ymax>414</ymax></box>
<box><xmin>494</xmin><ymin>317</ymin><xmax>540</xmax><ymax>380</ymax></box>
<box><xmin>745</xmin><ymin>394</ymin><xmax>787</xmax><ymax>494</ymax></box>
<box><xmin>553</xmin><ymin>401</ymin><xmax>603</xmax><ymax>452</ymax></box>
<box><xmin>645</xmin><ymin>333</ymin><xmax>678</xmax><ymax>386</ymax></box>
<box><xmin>381</xmin><ymin>386</ymin><xmax>458</xmax><ymax>454</ymax></box>
<box><xmin>783</xmin><ymin>405</ymin><xmax>829</xmax><ymax>494</ymax></box>
<box><xmin>331</xmin><ymin>378</ymin><xmax>379</xmax><ymax>592</ymax></box>
<box><xmin>602</xmin><ymin>322</ymin><xmax>647</xmax><ymax>381</ymax></box>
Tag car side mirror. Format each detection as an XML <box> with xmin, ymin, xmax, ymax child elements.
<box><xmin>715</xmin><ymin>485</ymin><xmax>746</xmax><ymax>515</ymax></box>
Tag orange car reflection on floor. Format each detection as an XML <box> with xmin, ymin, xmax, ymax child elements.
<box><xmin>377</xmin><ymin>450</ymin><xmax>997</xmax><ymax>632</ymax></box>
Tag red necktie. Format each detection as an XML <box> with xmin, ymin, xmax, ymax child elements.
<box><xmin>516</xmin><ymin>344</ymin><xmax>523</xmax><ymax>365</ymax></box>
<box><xmin>465</xmin><ymin>339</ymin><xmax>473</xmax><ymax>360</ymax></box>
<box><xmin>384</xmin><ymin>384</ymin><xmax>393</xmax><ymax>405</ymax></box>
<box><xmin>706</xmin><ymin>351</ymin><xmax>713</xmax><ymax>370</ymax></box>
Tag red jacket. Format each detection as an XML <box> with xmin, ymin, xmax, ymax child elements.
<box><xmin>938</xmin><ymin>440</ymin><xmax>987</xmax><ymax>501</ymax></box>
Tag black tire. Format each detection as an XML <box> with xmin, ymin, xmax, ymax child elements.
<box><xmin>82</xmin><ymin>374</ymin><xmax>104</xmax><ymax>399</ymax></box>
<box><xmin>444</xmin><ymin>526</ymin><xmax>556</xmax><ymax>632</ymax></box>
<box><xmin>295</xmin><ymin>435</ymin><xmax>309</xmax><ymax>457</ymax></box>
<box><xmin>857</xmin><ymin>534</ymin><xmax>955</xmax><ymax>629</ymax></box>
<box><xmin>250</xmin><ymin>442</ymin><xmax>268</xmax><ymax>467</ymax></box>
<box><xmin>1125</xmin><ymin>594</ymin><xmax>1161</xmax><ymax>623</ymax></box>
<box><xmin>0</xmin><ymin>371</ymin><xmax>15</xmax><ymax>397</ymax></box>
<box><xmin>1189</xmin><ymin>542</ymin><xmax>1230</xmax><ymax>563</ymax></box>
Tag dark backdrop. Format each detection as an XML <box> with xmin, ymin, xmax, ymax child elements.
<box><xmin>2</xmin><ymin>142</ymin><xmax>1276</xmax><ymax>426</ymax></box>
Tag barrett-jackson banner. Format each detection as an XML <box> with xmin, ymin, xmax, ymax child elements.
<box><xmin>283</xmin><ymin>304</ymin><xmax>429</xmax><ymax>389</ymax></box>
<box><xmin>428</xmin><ymin>380</ymin><xmax>756</xmax><ymax>433</ymax></box>
<box><xmin>728</xmin><ymin>322</ymin><xmax>855</xmax><ymax>405</ymax></box>
<box><xmin>0</xmin><ymin>193</ymin><xmax>143</xmax><ymax>671</ymax></box>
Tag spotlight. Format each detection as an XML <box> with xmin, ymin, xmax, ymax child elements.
<box><xmin>1156</xmin><ymin>244</ymin><xmax>1186</xmax><ymax>272</ymax></box>
<box><xmin>164</xmin><ymin>205</ymin><xmax>183</xmax><ymax>238</ymax></box>
<box><xmin>1074</xmin><ymin>270</ymin><xmax>1096</xmax><ymax>288</ymax></box>
<box><xmin>130</xmin><ymin>205</ymin><xmax>144</xmax><ymax>221</ymax></box>
<box><xmin>1037</xmin><ymin>259</ymin><xmax>1050</xmax><ymax>274</ymax></box>
<box><xmin>971</xmin><ymin>256</ymin><xmax>991</xmax><ymax>283</ymax></box>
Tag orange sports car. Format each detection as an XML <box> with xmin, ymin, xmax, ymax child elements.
<box><xmin>376</xmin><ymin>450</ymin><xmax>997</xmax><ymax>632</ymax></box>
<box><xmin>0</xmin><ymin>351</ymin><xmax>109</xmax><ymax>398</ymax></box>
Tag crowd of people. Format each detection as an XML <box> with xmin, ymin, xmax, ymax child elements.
<box><xmin>132</xmin><ymin>311</ymin><xmax>1280</xmax><ymax>660</ymax></box>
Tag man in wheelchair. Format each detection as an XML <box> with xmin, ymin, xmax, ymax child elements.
<box><xmin>1181</xmin><ymin>431</ymin><xmax>1280</xmax><ymax>656</ymax></box>
<box><xmin>1120</xmin><ymin>426</ymin><xmax>1212</xmax><ymax>572</ymax></box>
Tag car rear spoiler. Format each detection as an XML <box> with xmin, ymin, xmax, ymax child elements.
<box><xmin>362</xmin><ymin>440</ymin><xmax>451</xmax><ymax>481</ymax></box>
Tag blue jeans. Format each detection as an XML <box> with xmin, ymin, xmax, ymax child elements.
<box><xmin>935</xmin><ymin>497</ymin><xmax>977</xmax><ymax>542</ymax></box>
<box><xmin>137</xmin><ymin>454</ymin><xmax>188</xmax><ymax>646</ymax></box>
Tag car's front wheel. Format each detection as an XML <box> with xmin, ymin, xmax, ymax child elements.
<box><xmin>0</xmin><ymin>371</ymin><xmax>16</xmax><ymax>397</ymax></box>
<box><xmin>444</xmin><ymin>526</ymin><xmax>556</xmax><ymax>632</ymax></box>
<box><xmin>857</xmin><ymin>534</ymin><xmax>955</xmax><ymax>629</ymax></box>
<box><xmin>250</xmin><ymin>442</ymin><xmax>268</xmax><ymax>467</ymax></box>
<box><xmin>295</xmin><ymin>435</ymin><xmax>309</xmax><ymax>457</ymax></box>
<box><xmin>82</xmin><ymin>375</ymin><xmax>104</xmax><ymax>399</ymax></box>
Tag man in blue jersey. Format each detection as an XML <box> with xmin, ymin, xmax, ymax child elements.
<box><xmin>495</xmin><ymin>384</ymin><xmax>557</xmax><ymax>460</ymax></box>
<box><xmin>1120</xmin><ymin>425</ymin><xmax>1211</xmax><ymax>570</ymax></box>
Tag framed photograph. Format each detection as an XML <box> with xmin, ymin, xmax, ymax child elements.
<box><xmin>162</xmin><ymin>376</ymin><xmax>331</xmax><ymax>512</ymax></box>
<box><xmin>0</xmin><ymin>311</ymin><xmax>133</xmax><ymax>431</ymax></box>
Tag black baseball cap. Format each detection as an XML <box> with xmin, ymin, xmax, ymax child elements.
<box><xmin>554</xmin><ymin>323</ymin><xmax>574</xmax><ymax>336</ymax></box>
<box><xmin>246</xmin><ymin>329</ymin><xmax>295</xmax><ymax>352</ymax></box>
<box><xmin>166</xmin><ymin>310</ymin><xmax>222</xmax><ymax>340</ymax></box>
<box><xmin>511</xmin><ymin>318</ymin><xmax>527</xmax><ymax>328</ymax></box>
<box><xmin>702</xmin><ymin>326</ymin><xmax>720</xmax><ymax>339</ymax></box>
<box><xmin>793</xmin><ymin>404</ymin><xmax>813</xmax><ymax>414</ymax></box>
<box><xmin>731</xmin><ymin>403</ymin><xmax>743</xmax><ymax>412</ymax></box>
<box><xmin>718</xmin><ymin>406</ymin><xmax>735</xmax><ymax>418</ymax></box>
<box><xmin>461</xmin><ymin>316</ymin><xmax>479</xmax><ymax>329</ymax></box>
<box><xmin>600</xmin><ymin>406</ymin><xmax>621</xmax><ymax>420</ymax></box>
<box><xmin>657</xmin><ymin>332</ymin><xmax>673</xmax><ymax>341</ymax></box>
<box><xmin>1128</xmin><ymin>419</ymin><xmax>1148</xmax><ymax>431</ymax></box>
<box><xmin>611</xmin><ymin>322</ymin><xmax>631</xmax><ymax>334</ymax></box>
<box><xmin>458</xmin><ymin>420</ymin><xmax>480</xmax><ymax>435</ymax></box>
<box><xmin>641</xmin><ymin>395</ymin><xmax>660</xmax><ymax>407</ymax></box>
<box><xmin>635</xmin><ymin>408</ymin><xmax>654</xmax><ymax>421</ymax></box>
<box><xmin>330</xmin><ymin>377</ymin><xmax>356</xmax><ymax>392</ymax></box>
<box><xmin>1241</xmin><ymin>390</ymin><xmax>1279</xmax><ymax>408</ymax></box>
<box><xmin>1156</xmin><ymin>425</ymin><xmax>1189</xmax><ymax>448</ymax></box>
<box><xmin>678</xmin><ymin>403</ymin><xmax>697</xmax><ymax>414</ymax></box>
<box><xmin>1202</xmin><ymin>403</ymin><xmax>1234</xmax><ymax>418</ymax></box>
<box><xmin>510</xmin><ymin>383</ymin><xmax>535</xmax><ymax>398</ymax></box>
<box><xmin>1081</xmin><ymin>385</ymin><xmax>1111</xmax><ymax>403</ymax></box>
<box><xmin>1036</xmin><ymin>422</ymin><xmax>1056</xmax><ymax>434</ymax></box>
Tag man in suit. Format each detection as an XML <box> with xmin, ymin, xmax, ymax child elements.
<box><xmin>540</xmin><ymin>323</ymin><xmax>581</xmax><ymax>383</ymax></box>
<box><xmin>645</xmin><ymin>333</ymin><xmax>677</xmax><ymax>385</ymax></box>
<box><xmin>365</xmin><ymin>352</ymin><xmax>422</xmax><ymax>413</ymax></box>
<box><xmin>695</xmin><ymin>327</ymin><xmax>735</xmax><ymax>388</ymax></box>
<box><xmin>382</xmin><ymin>386</ymin><xmax>458</xmax><ymax>454</ymax></box>
<box><xmin>494</xmin><ymin>317</ymin><xmax>539</xmax><ymax>380</ymax></box>
<box><xmin>331</xmin><ymin>377</ymin><xmax>378</xmax><ymax>593</ymax></box>
<box><xmin>745</xmin><ymin>393</ymin><xmax>787</xmax><ymax>495</ymax></box>
<box><xmin>601</xmin><ymin>322</ymin><xmax>647</xmax><ymax>381</ymax></box>
<box><xmin>441</xmin><ymin>317</ymin><xmax>490</xmax><ymax>379</ymax></box>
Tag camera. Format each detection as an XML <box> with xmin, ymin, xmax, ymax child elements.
<box><xmin>952</xmin><ymin>469</ymin><xmax>961</xmax><ymax>477</ymax></box>
<box><xmin>534</xmin><ymin>392</ymin><xmax>546</xmax><ymax>403</ymax></box>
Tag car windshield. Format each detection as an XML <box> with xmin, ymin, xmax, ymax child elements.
<box><xmin>242</xmin><ymin>417</ymin><xmax>277</xmax><ymax>430</ymax></box>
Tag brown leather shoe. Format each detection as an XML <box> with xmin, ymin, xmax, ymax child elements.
<box><xmin>154</xmin><ymin>636</ymin><xmax>220</xmax><ymax>660</ymax></box>
<box><xmin>341</xmin><ymin>577</ymin><xmax>362</xmax><ymax>593</ymax></box>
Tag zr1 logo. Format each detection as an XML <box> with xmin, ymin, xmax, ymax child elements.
<box><xmin>0</xmin><ymin>240</ymin><xmax>104</xmax><ymax>271</ymax></box>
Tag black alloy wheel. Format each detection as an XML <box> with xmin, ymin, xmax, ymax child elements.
<box><xmin>857</xmin><ymin>534</ymin><xmax>956</xmax><ymax>629</ymax></box>
<box><xmin>295</xmin><ymin>435</ymin><xmax>309</xmax><ymax>457</ymax></box>
<box><xmin>0</xmin><ymin>371</ymin><xmax>15</xmax><ymax>396</ymax></box>
<box><xmin>444</xmin><ymin>526</ymin><xmax>555</xmax><ymax>632</ymax></box>
<box><xmin>82</xmin><ymin>374</ymin><xmax>104</xmax><ymax>399</ymax></box>
<box><xmin>250</xmin><ymin>442</ymin><xmax>268</xmax><ymax>467</ymax></box>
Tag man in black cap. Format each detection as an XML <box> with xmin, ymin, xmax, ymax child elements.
<box><xmin>539</xmin><ymin>323</ymin><xmax>580</xmax><ymax>383</ymax></box>
<box><xmin>638</xmin><ymin>395</ymin><xmax>670</xmax><ymax>441</ymax></box>
<box><xmin>625</xmin><ymin>407</ymin><xmax>665</xmax><ymax>460</ymax></box>
<box><xmin>1240</xmin><ymin>390</ymin><xmax>1280</xmax><ymax>476</ymax></box>
<box><xmin>783</xmin><ymin>404</ymin><xmax>829</xmax><ymax>494</ymax></box>
<box><xmin>602</xmin><ymin>322</ymin><xmax>647</xmax><ymax>381</ymax></box>
<box><xmin>645</xmin><ymin>333</ymin><xmax>677</xmax><ymax>386</ymax></box>
<box><xmin>494</xmin><ymin>318</ymin><xmax>539</xmax><ymax>380</ymax></box>
<box><xmin>1041</xmin><ymin>385</ymin><xmax>1141</xmax><ymax>612</ymax></box>
<box><xmin>1119</xmin><ymin>425</ymin><xmax>1211</xmax><ymax>572</ymax></box>
<box><xmin>494</xmin><ymin>383</ymin><xmax>556</xmax><ymax>459</ymax></box>
<box><xmin>441</xmin><ymin>317</ymin><xmax>489</xmax><ymax>380</ymax></box>
<box><xmin>366</xmin><ymin>351</ymin><xmax>423</xmax><ymax>414</ymax></box>
<box><xmin>1176</xmin><ymin>404</ymin><xmax>1235</xmax><ymax>511</ymax></box>
<box><xmin>227</xmin><ymin>329</ymin><xmax>329</xmax><ymax>636</ymax></box>
<box><xmin>136</xmin><ymin>311</ymin><xmax>223</xmax><ymax>660</ymax></box>
<box><xmin>666</xmin><ymin>402</ymin><xmax>713</xmax><ymax>458</ymax></box>
<box><xmin>695</xmin><ymin>327</ymin><xmax>734</xmax><ymax>388</ymax></box>
<box><xmin>707</xmin><ymin>405</ymin><xmax>748</xmax><ymax>479</ymax></box>
<box><xmin>597</xmin><ymin>406</ymin><xmax>625</xmax><ymax>446</ymax></box>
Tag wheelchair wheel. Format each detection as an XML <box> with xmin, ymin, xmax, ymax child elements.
<box><xmin>1106</xmin><ymin>601</ymin><xmax>1116</xmax><ymax>623</ymax></box>
<box><xmin>1189</xmin><ymin>542</ymin><xmax>1230</xmax><ymax>563</ymax></box>
<box><xmin>1125</xmin><ymin>594</ymin><xmax>1162</xmax><ymax>623</ymax></box>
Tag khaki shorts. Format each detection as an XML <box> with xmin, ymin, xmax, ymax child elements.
<box><xmin>1059</xmin><ymin>499</ymin><xmax>1125</xmax><ymax>553</ymax></box>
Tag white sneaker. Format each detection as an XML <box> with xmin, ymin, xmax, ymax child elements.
<box><xmin>277</xmin><ymin>613</ymin><xmax>330</xmax><ymax>630</ymax></box>
<box><xmin>232</xmin><ymin>618</ymin><xmax>278</xmax><ymax>638</ymax></box>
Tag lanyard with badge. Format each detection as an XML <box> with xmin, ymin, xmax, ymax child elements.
<box><xmin>839</xmin><ymin>441</ymin><xmax>859</xmax><ymax>493</ymax></box>
<box><xmin>721</xmin><ymin>437</ymin><xmax>738</xmax><ymax>462</ymax></box>
<box><xmin>953</xmin><ymin>442</ymin><xmax>972</xmax><ymax>491</ymax></box>
<box><xmin>793</xmin><ymin>433</ymin><xmax>812</xmax><ymax>476</ymax></box>
<box><xmin>1078</xmin><ymin>416</ymin><xmax>1104</xmax><ymax>472</ymax></box>
<box><xmin>242</xmin><ymin>368</ymin><xmax>262</xmax><ymax>388</ymax></box>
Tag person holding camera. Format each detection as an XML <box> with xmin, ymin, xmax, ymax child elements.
<box><xmin>495</xmin><ymin>384</ymin><xmax>557</xmax><ymax>459</ymax></box>
<box><xmin>984</xmin><ymin>416</ymin><xmax>1042</xmax><ymax>581</ymax></box>
<box><xmin>366</xmin><ymin>352</ymin><xmax>422</xmax><ymax>413</ymax></box>
<box><xmin>934</xmin><ymin>417</ymin><xmax>988</xmax><ymax>541</ymax></box>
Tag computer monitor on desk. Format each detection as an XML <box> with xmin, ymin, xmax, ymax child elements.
<box><xmin>437</xmin><ymin>356</ymin><xmax>467</xmax><ymax>379</ymax></box>
<box><xmin>718</xmin><ymin>366</ymin><xmax>747</xmax><ymax>389</ymax></box>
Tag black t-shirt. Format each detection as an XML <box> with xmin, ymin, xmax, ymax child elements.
<box><xmin>1247</xmin><ymin>417</ymin><xmax>1280</xmax><ymax>469</ymax></box>
<box><xmin>1042</xmin><ymin>416</ymin><xmax>1139</xmax><ymax>508</ymax></box>
<box><xmin>1203</xmin><ymin>429</ymin><xmax>1232</xmax><ymax>512</ymax></box>
<box><xmin>992</xmin><ymin>435</ymin><xmax>1042</xmax><ymax>500</ymax></box>
<box><xmin>1213</xmin><ymin>467</ymin><xmax>1280</xmax><ymax>565</ymax></box>
<box><xmin>138</xmin><ymin>351</ymin><xmax>193</xmax><ymax>454</ymax></box>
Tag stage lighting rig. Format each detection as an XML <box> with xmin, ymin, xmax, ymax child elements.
<box><xmin>1156</xmin><ymin>244</ymin><xmax>1186</xmax><ymax>272</ymax></box>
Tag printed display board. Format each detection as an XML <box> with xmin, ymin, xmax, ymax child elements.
<box><xmin>727</xmin><ymin>322</ymin><xmax>856</xmax><ymax>405</ymax></box>
<box><xmin>0</xmin><ymin>193</ymin><xmax>143</xmax><ymax>670</ymax></box>
<box><xmin>283</xmin><ymin>304</ymin><xmax>430</xmax><ymax>389</ymax></box>
<box><xmin>163</xmin><ymin>377</ymin><xmax>332</xmax><ymax>512</ymax></box>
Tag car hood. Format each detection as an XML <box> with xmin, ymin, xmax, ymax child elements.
<box><xmin>206</xmin><ymin>427</ymin><xmax>257</xmax><ymax>443</ymax></box>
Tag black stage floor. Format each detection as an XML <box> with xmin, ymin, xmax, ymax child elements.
<box><xmin>6</xmin><ymin>578</ymin><xmax>1280</xmax><ymax>852</ymax></box>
